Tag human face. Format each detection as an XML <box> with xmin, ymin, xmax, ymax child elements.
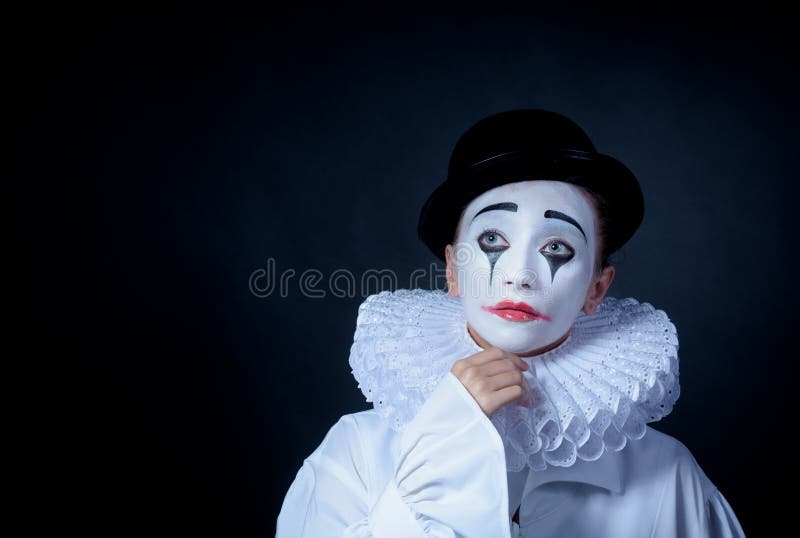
<box><xmin>449</xmin><ymin>180</ymin><xmax>598</xmax><ymax>354</ymax></box>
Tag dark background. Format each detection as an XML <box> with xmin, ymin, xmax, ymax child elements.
<box><xmin>20</xmin><ymin>5</ymin><xmax>794</xmax><ymax>536</ymax></box>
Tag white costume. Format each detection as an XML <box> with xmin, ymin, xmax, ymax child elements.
<box><xmin>276</xmin><ymin>289</ymin><xmax>745</xmax><ymax>537</ymax></box>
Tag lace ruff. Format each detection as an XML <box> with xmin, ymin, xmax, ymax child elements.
<box><xmin>348</xmin><ymin>288</ymin><xmax>680</xmax><ymax>472</ymax></box>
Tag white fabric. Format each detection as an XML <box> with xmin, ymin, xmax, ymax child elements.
<box><xmin>277</xmin><ymin>372</ymin><xmax>510</xmax><ymax>537</ymax></box>
<box><xmin>276</xmin><ymin>289</ymin><xmax>745</xmax><ymax>537</ymax></box>
<box><xmin>276</xmin><ymin>372</ymin><xmax>745</xmax><ymax>537</ymax></box>
<box><xmin>348</xmin><ymin>288</ymin><xmax>680</xmax><ymax>472</ymax></box>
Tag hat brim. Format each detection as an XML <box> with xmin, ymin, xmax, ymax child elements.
<box><xmin>417</xmin><ymin>148</ymin><xmax>644</xmax><ymax>262</ymax></box>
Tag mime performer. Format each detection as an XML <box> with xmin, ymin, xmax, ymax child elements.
<box><xmin>276</xmin><ymin>109</ymin><xmax>746</xmax><ymax>537</ymax></box>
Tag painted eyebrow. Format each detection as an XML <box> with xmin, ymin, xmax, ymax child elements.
<box><xmin>471</xmin><ymin>202</ymin><xmax>518</xmax><ymax>222</ymax></box>
<box><xmin>544</xmin><ymin>209</ymin><xmax>587</xmax><ymax>243</ymax></box>
<box><xmin>470</xmin><ymin>203</ymin><xmax>587</xmax><ymax>244</ymax></box>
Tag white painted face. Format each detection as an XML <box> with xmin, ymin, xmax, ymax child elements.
<box><xmin>450</xmin><ymin>180</ymin><xmax>599</xmax><ymax>354</ymax></box>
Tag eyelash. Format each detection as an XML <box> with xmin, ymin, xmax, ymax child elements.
<box><xmin>479</xmin><ymin>226</ymin><xmax>503</xmax><ymax>238</ymax></box>
<box><xmin>478</xmin><ymin>227</ymin><xmax>508</xmax><ymax>247</ymax></box>
<box><xmin>543</xmin><ymin>239</ymin><xmax>575</xmax><ymax>257</ymax></box>
<box><xmin>477</xmin><ymin>227</ymin><xmax>574</xmax><ymax>251</ymax></box>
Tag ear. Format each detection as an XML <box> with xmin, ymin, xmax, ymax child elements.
<box><xmin>582</xmin><ymin>265</ymin><xmax>615</xmax><ymax>315</ymax></box>
<box><xmin>445</xmin><ymin>244</ymin><xmax>460</xmax><ymax>298</ymax></box>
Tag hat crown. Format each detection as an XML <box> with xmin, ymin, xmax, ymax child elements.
<box><xmin>418</xmin><ymin>108</ymin><xmax>644</xmax><ymax>263</ymax></box>
<box><xmin>448</xmin><ymin>109</ymin><xmax>597</xmax><ymax>178</ymax></box>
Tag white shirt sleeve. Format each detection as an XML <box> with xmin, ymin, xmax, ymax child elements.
<box><xmin>649</xmin><ymin>439</ymin><xmax>746</xmax><ymax>538</ymax></box>
<box><xmin>706</xmin><ymin>488</ymin><xmax>746</xmax><ymax>538</ymax></box>
<box><xmin>276</xmin><ymin>372</ymin><xmax>512</xmax><ymax>538</ymax></box>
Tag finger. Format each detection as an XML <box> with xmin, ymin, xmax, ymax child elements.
<box><xmin>477</xmin><ymin>358</ymin><xmax>521</xmax><ymax>378</ymax></box>
<box><xmin>486</xmin><ymin>385</ymin><xmax>525</xmax><ymax>415</ymax></box>
<box><xmin>520</xmin><ymin>378</ymin><xmax>533</xmax><ymax>407</ymax></box>
<box><xmin>460</xmin><ymin>346</ymin><xmax>506</xmax><ymax>367</ymax></box>
<box><xmin>471</xmin><ymin>347</ymin><xmax>529</xmax><ymax>372</ymax></box>
<box><xmin>492</xmin><ymin>350</ymin><xmax>529</xmax><ymax>372</ymax></box>
<box><xmin>485</xmin><ymin>369</ymin><xmax>524</xmax><ymax>392</ymax></box>
<box><xmin>514</xmin><ymin>375</ymin><xmax>533</xmax><ymax>407</ymax></box>
<box><xmin>507</xmin><ymin>353</ymin><xmax>530</xmax><ymax>371</ymax></box>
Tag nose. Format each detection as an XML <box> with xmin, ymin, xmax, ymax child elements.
<box><xmin>503</xmin><ymin>265</ymin><xmax>538</xmax><ymax>291</ymax></box>
<box><xmin>496</xmin><ymin>241</ymin><xmax>541</xmax><ymax>292</ymax></box>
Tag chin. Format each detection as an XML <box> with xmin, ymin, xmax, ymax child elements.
<box><xmin>497</xmin><ymin>338</ymin><xmax>550</xmax><ymax>355</ymax></box>
<box><xmin>473</xmin><ymin>318</ymin><xmax>555</xmax><ymax>355</ymax></box>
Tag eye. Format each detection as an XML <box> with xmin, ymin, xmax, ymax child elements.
<box><xmin>541</xmin><ymin>240</ymin><xmax>574</xmax><ymax>258</ymax></box>
<box><xmin>477</xmin><ymin>228</ymin><xmax>510</xmax><ymax>252</ymax></box>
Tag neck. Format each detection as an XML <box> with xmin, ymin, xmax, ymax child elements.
<box><xmin>466</xmin><ymin>323</ymin><xmax>571</xmax><ymax>357</ymax></box>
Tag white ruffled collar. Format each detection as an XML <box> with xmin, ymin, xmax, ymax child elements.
<box><xmin>348</xmin><ymin>288</ymin><xmax>680</xmax><ymax>472</ymax></box>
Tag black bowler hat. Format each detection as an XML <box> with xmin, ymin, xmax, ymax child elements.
<box><xmin>417</xmin><ymin>109</ymin><xmax>644</xmax><ymax>262</ymax></box>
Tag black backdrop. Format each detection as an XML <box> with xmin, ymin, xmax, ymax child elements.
<box><xmin>21</xmin><ymin>6</ymin><xmax>795</xmax><ymax>536</ymax></box>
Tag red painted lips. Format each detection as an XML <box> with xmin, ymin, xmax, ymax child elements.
<box><xmin>481</xmin><ymin>300</ymin><xmax>552</xmax><ymax>322</ymax></box>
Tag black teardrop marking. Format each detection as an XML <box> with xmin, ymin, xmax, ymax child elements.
<box><xmin>545</xmin><ymin>255</ymin><xmax>570</xmax><ymax>284</ymax></box>
<box><xmin>486</xmin><ymin>251</ymin><xmax>503</xmax><ymax>286</ymax></box>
